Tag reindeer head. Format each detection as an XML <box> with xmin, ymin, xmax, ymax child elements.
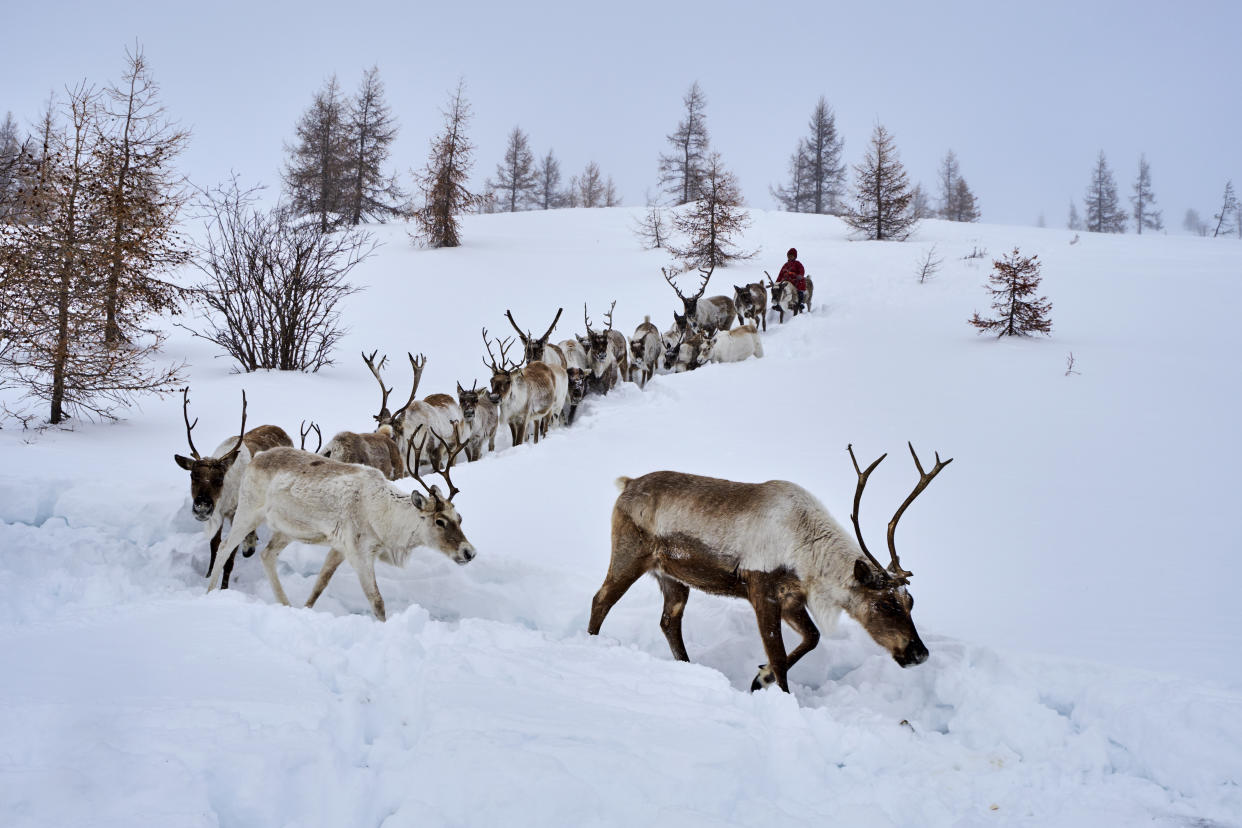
<box><xmin>172</xmin><ymin>388</ymin><xmax>247</xmax><ymax>522</ymax></box>
<box><xmin>566</xmin><ymin>367</ymin><xmax>588</xmax><ymax>405</ymax></box>
<box><xmin>506</xmin><ymin>308</ymin><xmax>562</xmax><ymax>365</ymax></box>
<box><xmin>629</xmin><ymin>338</ymin><xmax>647</xmax><ymax>363</ymax></box>
<box><xmin>456</xmin><ymin>381</ymin><xmax>484</xmax><ymax>423</ymax></box>
<box><xmin>733</xmin><ymin>285</ymin><xmax>752</xmax><ymax>313</ymax></box>
<box><xmin>840</xmin><ymin>443</ymin><xmax>953</xmax><ymax>668</ymax></box>
<box><xmin>482</xmin><ymin>328</ymin><xmax>517</xmax><ymax>405</ymax></box>
<box><xmin>405</xmin><ymin>424</ymin><xmax>476</xmax><ymax>565</ymax></box>
<box><xmin>582</xmin><ymin>302</ymin><xmax>617</xmax><ymax>369</ymax></box>
<box><xmin>664</xmin><ymin>265</ymin><xmax>711</xmax><ymax>321</ymax></box>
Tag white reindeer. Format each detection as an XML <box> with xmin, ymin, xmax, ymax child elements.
<box><xmin>207</xmin><ymin>432</ymin><xmax>476</xmax><ymax>621</ymax></box>
<box><xmin>699</xmin><ymin>324</ymin><xmax>764</xmax><ymax>365</ymax></box>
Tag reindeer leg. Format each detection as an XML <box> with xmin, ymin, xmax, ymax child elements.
<box><xmin>259</xmin><ymin>532</ymin><xmax>294</xmax><ymax>607</ymax></box>
<box><xmin>305</xmin><ymin>547</ymin><xmax>344</xmax><ymax>608</ymax></box>
<box><xmin>589</xmin><ymin>515</ymin><xmax>652</xmax><ymax>635</ymax></box>
<box><xmin>351</xmin><ymin>550</ymin><xmax>386</xmax><ymax>621</ymax></box>
<box><xmin>206</xmin><ymin>524</ymin><xmax>222</xmax><ymax>583</ymax></box>
<box><xmin>208</xmin><ymin>509</ymin><xmax>261</xmax><ymax>592</ymax></box>
<box><xmin>754</xmin><ymin>601</ymin><xmax>820</xmax><ymax>690</ymax></box>
<box><xmin>656</xmin><ymin>575</ymin><xmax>692</xmax><ymax>662</ymax></box>
<box><xmin>746</xmin><ymin>572</ymin><xmax>791</xmax><ymax>692</ymax></box>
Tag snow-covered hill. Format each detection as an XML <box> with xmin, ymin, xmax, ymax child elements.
<box><xmin>1</xmin><ymin>210</ymin><xmax>1239</xmax><ymax>827</ymax></box>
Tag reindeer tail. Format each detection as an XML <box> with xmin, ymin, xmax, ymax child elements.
<box><xmin>615</xmin><ymin>476</ymin><xmax>633</xmax><ymax>492</ymax></box>
<box><xmin>643</xmin><ymin>315</ymin><xmax>651</xmax><ymax>324</ymax></box>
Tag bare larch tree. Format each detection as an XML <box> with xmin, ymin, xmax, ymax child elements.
<box><xmin>343</xmin><ymin>66</ymin><xmax>406</xmax><ymax>225</ymax></box>
<box><xmin>772</xmin><ymin>96</ymin><xmax>845</xmax><ymax>214</ymax></box>
<box><xmin>488</xmin><ymin>126</ymin><xmax>538</xmax><ymax>212</ymax></box>
<box><xmin>412</xmin><ymin>80</ymin><xmax>479</xmax><ymax>248</ymax></box>
<box><xmin>668</xmin><ymin>152</ymin><xmax>752</xmax><ymax>269</ymax></box>
<box><xmin>535</xmin><ymin>149</ymin><xmax>563</xmax><ymax>210</ymax></box>
<box><xmin>1084</xmin><ymin>151</ymin><xmax>1127</xmax><ymax>233</ymax></box>
<box><xmin>283</xmin><ymin>75</ymin><xmax>350</xmax><ymax>232</ymax></box>
<box><xmin>843</xmin><ymin>124</ymin><xmax>917</xmax><ymax>241</ymax></box>
<box><xmin>658</xmin><ymin>81</ymin><xmax>710</xmax><ymax>206</ymax></box>
<box><xmin>97</xmin><ymin>46</ymin><xmax>190</xmax><ymax>347</ymax></box>
<box><xmin>1130</xmin><ymin>154</ymin><xmax>1162</xmax><ymax>234</ymax></box>
<box><xmin>0</xmin><ymin>86</ymin><xmax>182</xmax><ymax>424</ymax></box>
<box><xmin>1211</xmin><ymin>180</ymin><xmax>1238</xmax><ymax>238</ymax></box>
<box><xmin>969</xmin><ymin>247</ymin><xmax>1053</xmax><ymax>337</ymax></box>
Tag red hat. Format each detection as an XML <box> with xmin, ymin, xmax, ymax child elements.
<box><xmin>787</xmin><ymin>247</ymin><xmax>798</xmax><ymax>258</ymax></box>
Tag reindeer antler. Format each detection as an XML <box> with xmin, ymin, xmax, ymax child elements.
<box><xmin>504</xmin><ymin>310</ymin><xmax>531</xmax><ymax>345</ymax></box>
<box><xmin>223</xmin><ymin>390</ymin><xmax>248</xmax><ymax>459</ymax></box>
<box><xmin>693</xmin><ymin>265</ymin><xmax>713</xmax><ymax>300</ymax></box>
<box><xmin>299</xmin><ymin>420</ymin><xmax>322</xmax><ymax>452</ymax></box>
<box><xmin>603</xmin><ymin>300</ymin><xmax>616</xmax><ymax>332</ymax></box>
<box><xmin>885</xmin><ymin>443</ymin><xmax>953</xmax><ymax>583</ymax></box>
<box><xmin>540</xmin><ymin>308</ymin><xmax>563</xmax><ymax>342</ymax></box>
<box><xmin>181</xmin><ymin>387</ymin><xmax>202</xmax><ymax>459</ymax></box>
<box><xmin>662</xmin><ymin>267</ymin><xmax>687</xmax><ymax>300</ymax></box>
<box><xmin>763</xmin><ymin>270</ymin><xmax>775</xmax><ymax>288</ymax></box>
<box><xmin>847</xmin><ymin>444</ymin><xmax>893</xmax><ymax>578</ymax></box>
<box><xmin>583</xmin><ymin>302</ymin><xmax>594</xmax><ymax>334</ymax></box>
<box><xmin>363</xmin><ymin>350</ymin><xmax>393</xmax><ymax>423</ymax></box>
<box><xmin>405</xmin><ymin>422</ymin><xmax>466</xmax><ymax>502</ymax></box>
<box><xmin>394</xmin><ymin>353</ymin><xmax>427</xmax><ymax>416</ymax></box>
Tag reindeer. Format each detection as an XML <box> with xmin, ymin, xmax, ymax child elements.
<box><xmin>699</xmin><ymin>324</ymin><xmax>764</xmax><ymax>365</ymax></box>
<box><xmin>588</xmin><ymin>444</ymin><xmax>951</xmax><ymax>692</ymax></box>
<box><xmin>564</xmin><ymin>367</ymin><xmax>589</xmax><ymax>425</ymax></box>
<box><xmin>558</xmin><ymin>337</ymin><xmax>589</xmax><ymax>371</ymax></box>
<box><xmin>456</xmin><ymin>380</ymin><xmax>499</xmax><ymax>461</ymax></box>
<box><xmin>173</xmin><ymin>389</ymin><xmax>292</xmax><ymax>589</ymax></box>
<box><xmin>506</xmin><ymin>308</ymin><xmax>566</xmax><ymax>368</ymax></box>
<box><xmin>372</xmin><ymin>351</ymin><xmax>463</xmax><ymax>471</ymax></box>
<box><xmin>207</xmin><ymin>426</ymin><xmax>476</xmax><ymax>621</ymax></box>
<box><xmin>483</xmin><ymin>329</ymin><xmax>568</xmax><ymax>445</ymax></box>
<box><xmin>578</xmin><ymin>302</ymin><xmax>627</xmax><ymax>395</ymax></box>
<box><xmin>628</xmin><ymin>316</ymin><xmax>662</xmax><ymax>388</ymax></box>
<box><xmin>765</xmin><ymin>271</ymin><xmax>798</xmax><ymax>324</ymax></box>
<box><xmin>663</xmin><ymin>265</ymin><xmax>737</xmax><ymax>332</ymax></box>
<box><xmin>299</xmin><ymin>352</ymin><xmax>408</xmax><ymax>481</ymax></box>
<box><xmin>663</xmin><ymin>326</ymin><xmax>710</xmax><ymax>373</ymax></box>
<box><xmin>765</xmin><ymin>271</ymin><xmax>814</xmax><ymax>323</ymax></box>
<box><xmin>733</xmin><ymin>282</ymin><xmax>767</xmax><ymax>332</ymax></box>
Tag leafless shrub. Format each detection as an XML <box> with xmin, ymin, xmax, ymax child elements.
<box><xmin>1065</xmin><ymin>352</ymin><xmax>1080</xmax><ymax>375</ymax></box>
<box><xmin>963</xmin><ymin>245</ymin><xmax>988</xmax><ymax>260</ymax></box>
<box><xmin>916</xmin><ymin>244</ymin><xmax>942</xmax><ymax>283</ymax></box>
<box><xmin>183</xmin><ymin>177</ymin><xmax>375</xmax><ymax>372</ymax></box>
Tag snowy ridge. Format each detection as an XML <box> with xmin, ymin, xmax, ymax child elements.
<box><xmin>1</xmin><ymin>209</ymin><xmax>1240</xmax><ymax>826</ymax></box>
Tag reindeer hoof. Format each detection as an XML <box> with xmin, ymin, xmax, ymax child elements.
<box><xmin>750</xmin><ymin>664</ymin><xmax>778</xmax><ymax>692</ymax></box>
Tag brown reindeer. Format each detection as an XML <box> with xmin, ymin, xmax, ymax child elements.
<box><xmin>663</xmin><ymin>265</ymin><xmax>737</xmax><ymax>332</ymax></box>
<box><xmin>578</xmin><ymin>302</ymin><xmax>628</xmax><ymax>395</ymax></box>
<box><xmin>456</xmin><ymin>380</ymin><xmax>499</xmax><ymax>461</ymax></box>
<box><xmin>483</xmin><ymin>328</ymin><xmax>567</xmax><ymax>445</ymax></box>
<box><xmin>733</xmin><ymin>282</ymin><xmax>767</xmax><ymax>331</ymax></box>
<box><xmin>588</xmin><ymin>443</ymin><xmax>951</xmax><ymax>692</ymax></box>
<box><xmin>506</xmin><ymin>307</ymin><xmax>566</xmax><ymax>368</ymax></box>
<box><xmin>373</xmin><ymin>351</ymin><xmax>463</xmax><ymax>471</ymax></box>
<box><xmin>173</xmin><ymin>389</ymin><xmax>292</xmax><ymax>589</ymax></box>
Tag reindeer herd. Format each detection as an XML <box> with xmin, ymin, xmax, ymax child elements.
<box><xmin>174</xmin><ymin>263</ymin><xmax>954</xmax><ymax>691</ymax></box>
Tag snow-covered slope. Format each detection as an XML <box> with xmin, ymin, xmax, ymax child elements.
<box><xmin>1</xmin><ymin>210</ymin><xmax>1239</xmax><ymax>827</ymax></box>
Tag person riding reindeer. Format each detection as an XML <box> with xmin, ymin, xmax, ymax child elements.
<box><xmin>775</xmin><ymin>247</ymin><xmax>807</xmax><ymax>311</ymax></box>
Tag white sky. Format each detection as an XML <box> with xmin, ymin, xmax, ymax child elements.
<box><xmin>4</xmin><ymin>0</ymin><xmax>1239</xmax><ymax>229</ymax></box>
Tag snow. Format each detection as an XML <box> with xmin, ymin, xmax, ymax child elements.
<box><xmin>1</xmin><ymin>209</ymin><xmax>1240</xmax><ymax>827</ymax></box>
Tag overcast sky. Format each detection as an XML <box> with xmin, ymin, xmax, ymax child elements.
<box><xmin>4</xmin><ymin>0</ymin><xmax>1239</xmax><ymax>230</ymax></box>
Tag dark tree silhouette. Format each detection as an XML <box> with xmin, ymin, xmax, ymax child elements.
<box><xmin>969</xmin><ymin>247</ymin><xmax>1052</xmax><ymax>338</ymax></box>
<box><xmin>412</xmin><ymin>81</ymin><xmax>479</xmax><ymax>248</ymax></box>
<box><xmin>658</xmin><ymin>81</ymin><xmax>710</xmax><ymax>206</ymax></box>
<box><xmin>843</xmin><ymin>124</ymin><xmax>917</xmax><ymax>241</ymax></box>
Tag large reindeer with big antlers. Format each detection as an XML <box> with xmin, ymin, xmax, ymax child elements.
<box><xmin>578</xmin><ymin>302</ymin><xmax>628</xmax><ymax>395</ymax></box>
<box><xmin>207</xmin><ymin>425</ymin><xmax>476</xmax><ymax>621</ymax></box>
<box><xmin>373</xmin><ymin>351</ymin><xmax>465</xmax><ymax>471</ymax></box>
<box><xmin>663</xmin><ymin>265</ymin><xmax>738</xmax><ymax>333</ymax></box>
<box><xmin>173</xmin><ymin>389</ymin><xmax>293</xmax><ymax>589</ymax></box>
<box><xmin>483</xmin><ymin>328</ymin><xmax>567</xmax><ymax>446</ymax></box>
<box><xmin>506</xmin><ymin>307</ymin><xmax>566</xmax><ymax>368</ymax></box>
<box><xmin>307</xmin><ymin>351</ymin><xmax>407</xmax><ymax>480</ymax></box>
<box><xmin>588</xmin><ymin>443</ymin><xmax>951</xmax><ymax>692</ymax></box>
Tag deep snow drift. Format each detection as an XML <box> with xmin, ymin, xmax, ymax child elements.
<box><xmin>1</xmin><ymin>209</ymin><xmax>1240</xmax><ymax>827</ymax></box>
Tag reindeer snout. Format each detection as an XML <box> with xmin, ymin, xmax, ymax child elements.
<box><xmin>897</xmin><ymin>639</ymin><xmax>929</xmax><ymax>668</ymax></box>
<box><xmin>192</xmin><ymin>500</ymin><xmax>214</xmax><ymax>520</ymax></box>
<box><xmin>456</xmin><ymin>544</ymin><xmax>477</xmax><ymax>565</ymax></box>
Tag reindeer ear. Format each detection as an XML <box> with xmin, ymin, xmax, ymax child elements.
<box><xmin>854</xmin><ymin>558</ymin><xmax>884</xmax><ymax>589</ymax></box>
<box><xmin>174</xmin><ymin>454</ymin><xmax>194</xmax><ymax>470</ymax></box>
<box><xmin>410</xmin><ymin>491</ymin><xmax>428</xmax><ymax>510</ymax></box>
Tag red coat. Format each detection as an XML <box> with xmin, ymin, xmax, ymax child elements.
<box><xmin>777</xmin><ymin>259</ymin><xmax>806</xmax><ymax>291</ymax></box>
